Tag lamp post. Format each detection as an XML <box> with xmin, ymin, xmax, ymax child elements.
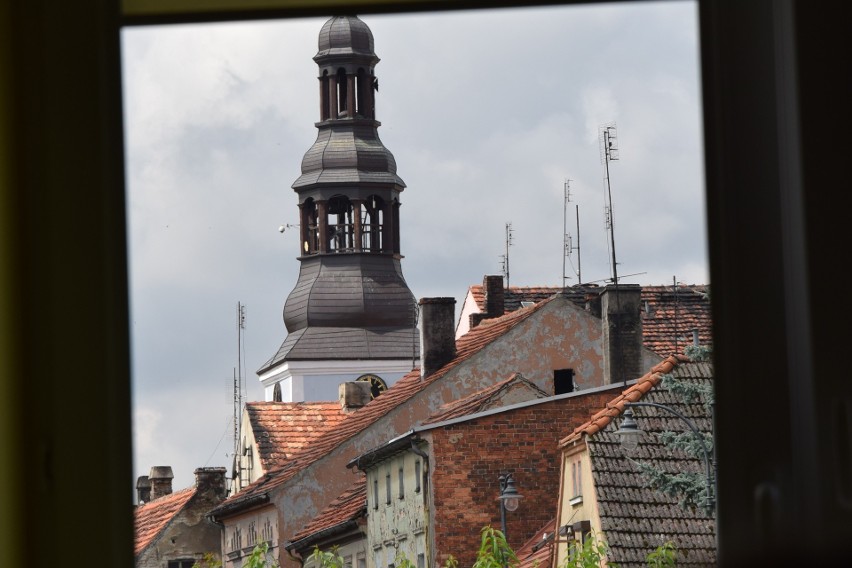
<box><xmin>497</xmin><ymin>473</ymin><xmax>523</xmax><ymax>539</ymax></box>
<box><xmin>615</xmin><ymin>402</ymin><xmax>715</xmax><ymax>516</ymax></box>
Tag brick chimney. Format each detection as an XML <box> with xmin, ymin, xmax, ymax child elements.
<box><xmin>148</xmin><ymin>466</ymin><xmax>174</xmax><ymax>500</ymax></box>
<box><xmin>339</xmin><ymin>381</ymin><xmax>372</xmax><ymax>412</ymax></box>
<box><xmin>136</xmin><ymin>475</ymin><xmax>151</xmax><ymax>505</ymax></box>
<box><xmin>601</xmin><ymin>284</ymin><xmax>643</xmax><ymax>384</ymax></box>
<box><xmin>419</xmin><ymin>297</ymin><xmax>457</xmax><ymax>378</ymax></box>
<box><xmin>469</xmin><ymin>275</ymin><xmax>505</xmax><ymax>331</ymax></box>
<box><xmin>483</xmin><ymin>274</ymin><xmax>505</xmax><ymax>318</ymax></box>
<box><xmin>194</xmin><ymin>467</ymin><xmax>227</xmax><ymax>501</ymax></box>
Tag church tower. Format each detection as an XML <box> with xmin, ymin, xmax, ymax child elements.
<box><xmin>258</xmin><ymin>15</ymin><xmax>419</xmax><ymax>403</ymax></box>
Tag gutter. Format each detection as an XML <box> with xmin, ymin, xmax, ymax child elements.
<box><xmin>207</xmin><ymin>493</ymin><xmax>270</xmax><ymax>522</ymax></box>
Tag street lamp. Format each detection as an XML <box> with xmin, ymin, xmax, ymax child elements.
<box><xmin>497</xmin><ymin>473</ymin><xmax>523</xmax><ymax>538</ymax></box>
<box><xmin>615</xmin><ymin>402</ymin><xmax>715</xmax><ymax>515</ymax></box>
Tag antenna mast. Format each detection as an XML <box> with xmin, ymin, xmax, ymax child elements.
<box><xmin>563</xmin><ymin>179</ymin><xmax>581</xmax><ymax>286</ymax></box>
<box><xmin>500</xmin><ymin>222</ymin><xmax>514</xmax><ymax>287</ymax></box>
<box><xmin>233</xmin><ymin>302</ymin><xmax>246</xmax><ymax>457</ymax></box>
<box><xmin>600</xmin><ymin>123</ymin><xmax>620</xmax><ymax>285</ymax></box>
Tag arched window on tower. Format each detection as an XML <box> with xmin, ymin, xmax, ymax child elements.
<box><xmin>356</xmin><ymin>68</ymin><xmax>367</xmax><ymax>117</ymax></box>
<box><xmin>336</xmin><ymin>68</ymin><xmax>348</xmax><ymax>118</ymax></box>
<box><xmin>320</xmin><ymin>70</ymin><xmax>330</xmax><ymax>121</ymax></box>
<box><xmin>327</xmin><ymin>195</ymin><xmax>354</xmax><ymax>252</ymax></box>
<box><xmin>301</xmin><ymin>198</ymin><xmax>318</xmax><ymax>255</ymax></box>
<box><xmin>362</xmin><ymin>195</ymin><xmax>384</xmax><ymax>252</ymax></box>
<box><xmin>272</xmin><ymin>382</ymin><xmax>282</xmax><ymax>402</ymax></box>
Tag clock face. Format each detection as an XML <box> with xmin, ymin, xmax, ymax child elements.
<box><xmin>356</xmin><ymin>373</ymin><xmax>387</xmax><ymax>399</ymax></box>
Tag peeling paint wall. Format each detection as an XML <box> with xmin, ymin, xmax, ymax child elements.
<box><xmin>364</xmin><ymin>449</ymin><xmax>429</xmax><ymax>568</ymax></box>
<box><xmin>219</xmin><ymin>505</ymin><xmax>279</xmax><ymax>568</ymax></box>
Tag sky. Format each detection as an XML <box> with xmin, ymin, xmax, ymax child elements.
<box><xmin>121</xmin><ymin>1</ymin><xmax>706</xmax><ymax>492</ymax></box>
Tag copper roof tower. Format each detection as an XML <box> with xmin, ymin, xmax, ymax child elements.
<box><xmin>258</xmin><ymin>16</ymin><xmax>418</xmax><ymax>400</ymax></box>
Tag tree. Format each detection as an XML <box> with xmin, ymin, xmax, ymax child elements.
<box><xmin>630</xmin><ymin>343</ymin><xmax>715</xmax><ymax>512</ymax></box>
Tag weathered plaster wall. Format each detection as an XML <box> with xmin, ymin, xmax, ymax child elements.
<box><xmin>220</xmin><ymin>505</ymin><xmax>279</xmax><ymax>568</ymax></box>
<box><xmin>365</xmin><ymin>450</ymin><xmax>429</xmax><ymax>568</ymax></box>
<box><xmin>137</xmin><ymin>498</ymin><xmax>224</xmax><ymax>568</ymax></box>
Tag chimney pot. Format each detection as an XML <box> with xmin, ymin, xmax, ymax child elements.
<box><xmin>136</xmin><ymin>475</ymin><xmax>151</xmax><ymax>505</ymax></box>
<box><xmin>148</xmin><ymin>466</ymin><xmax>174</xmax><ymax>501</ymax></box>
<box><xmin>419</xmin><ymin>297</ymin><xmax>457</xmax><ymax>378</ymax></box>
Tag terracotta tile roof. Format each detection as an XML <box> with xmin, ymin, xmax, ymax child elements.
<box><xmin>133</xmin><ymin>487</ymin><xmax>196</xmax><ymax>556</ymax></box>
<box><xmin>287</xmin><ymin>475</ymin><xmax>366</xmax><ymax>549</ymax></box>
<box><xmin>422</xmin><ymin>372</ymin><xmax>548</xmax><ymax>425</ymax></box>
<box><xmin>560</xmin><ymin>355</ymin><xmax>716</xmax><ymax>566</ymax></box>
<box><xmin>516</xmin><ymin>518</ymin><xmax>556</xmax><ymax>568</ymax></box>
<box><xmin>211</xmin><ymin>298</ymin><xmax>554</xmax><ymax>517</ymax></box>
<box><xmin>246</xmin><ymin>402</ymin><xmax>348</xmax><ymax>470</ymax></box>
<box><xmin>468</xmin><ymin>283</ymin><xmax>712</xmax><ymax>357</ymax></box>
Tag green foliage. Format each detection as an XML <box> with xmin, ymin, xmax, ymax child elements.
<box><xmin>469</xmin><ymin>525</ymin><xmax>518</xmax><ymax>568</ymax></box>
<box><xmin>244</xmin><ymin>541</ymin><xmax>281</xmax><ymax>568</ymax></box>
<box><xmin>308</xmin><ymin>545</ymin><xmax>345</xmax><ymax>568</ymax></box>
<box><xmin>444</xmin><ymin>555</ymin><xmax>459</xmax><ymax>568</ymax></box>
<box><xmin>192</xmin><ymin>553</ymin><xmax>222</xmax><ymax>568</ymax></box>
<box><xmin>645</xmin><ymin>541</ymin><xmax>677</xmax><ymax>567</ymax></box>
<box><xmin>560</xmin><ymin>532</ymin><xmax>616</xmax><ymax>568</ymax></box>
<box><xmin>683</xmin><ymin>343</ymin><xmax>712</xmax><ymax>363</ymax></box>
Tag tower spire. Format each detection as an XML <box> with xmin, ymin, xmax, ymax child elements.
<box><xmin>258</xmin><ymin>16</ymin><xmax>419</xmax><ymax>402</ymax></box>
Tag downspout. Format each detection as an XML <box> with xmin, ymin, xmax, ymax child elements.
<box><xmin>286</xmin><ymin>545</ymin><xmax>304</xmax><ymax>568</ymax></box>
<box><xmin>409</xmin><ymin>439</ymin><xmax>432</xmax><ymax>567</ymax></box>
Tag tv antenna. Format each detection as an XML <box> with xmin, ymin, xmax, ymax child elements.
<box><xmin>563</xmin><ymin>179</ymin><xmax>581</xmax><ymax>286</ymax></box>
<box><xmin>500</xmin><ymin>222</ymin><xmax>514</xmax><ymax>287</ymax></box>
<box><xmin>600</xmin><ymin>122</ymin><xmax>620</xmax><ymax>286</ymax></box>
<box><xmin>233</xmin><ymin>302</ymin><xmax>246</xmax><ymax>457</ymax></box>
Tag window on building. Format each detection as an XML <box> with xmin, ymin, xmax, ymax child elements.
<box><xmin>417</xmin><ymin>553</ymin><xmax>425</xmax><ymax>568</ymax></box>
<box><xmin>373</xmin><ymin>478</ymin><xmax>379</xmax><ymax>510</ymax></box>
<box><xmin>398</xmin><ymin>465</ymin><xmax>405</xmax><ymax>499</ymax></box>
<box><xmin>554</xmin><ymin>368</ymin><xmax>575</xmax><ymax>395</ymax></box>
<box><xmin>344</xmin><ymin>555</ymin><xmax>353</xmax><ymax>568</ymax></box>
<box><xmin>570</xmin><ymin>458</ymin><xmax>583</xmax><ymax>505</ymax></box>
<box><xmin>168</xmin><ymin>561</ymin><xmax>196</xmax><ymax>568</ymax></box>
<box><xmin>357</xmin><ymin>553</ymin><xmax>366</xmax><ymax>568</ymax></box>
<box><xmin>386</xmin><ymin>472</ymin><xmax>391</xmax><ymax>504</ymax></box>
<box><xmin>414</xmin><ymin>460</ymin><xmax>421</xmax><ymax>493</ymax></box>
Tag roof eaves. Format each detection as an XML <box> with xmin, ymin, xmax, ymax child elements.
<box><xmin>558</xmin><ymin>354</ymin><xmax>686</xmax><ymax>447</ymax></box>
<box><xmin>285</xmin><ymin>519</ymin><xmax>360</xmax><ymax>552</ymax></box>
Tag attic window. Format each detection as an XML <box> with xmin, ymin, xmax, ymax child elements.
<box><xmin>554</xmin><ymin>368</ymin><xmax>575</xmax><ymax>395</ymax></box>
<box><xmin>521</xmin><ymin>301</ymin><xmax>535</xmax><ymax>308</ymax></box>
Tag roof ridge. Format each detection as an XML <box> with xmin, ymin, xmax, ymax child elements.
<box><xmin>558</xmin><ymin>354</ymin><xmax>687</xmax><ymax>447</ymax></box>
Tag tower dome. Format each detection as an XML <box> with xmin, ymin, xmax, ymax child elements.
<box><xmin>315</xmin><ymin>16</ymin><xmax>376</xmax><ymax>62</ymax></box>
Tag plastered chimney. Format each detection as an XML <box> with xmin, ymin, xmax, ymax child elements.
<box><xmin>419</xmin><ymin>297</ymin><xmax>457</xmax><ymax>378</ymax></box>
<box><xmin>339</xmin><ymin>381</ymin><xmax>372</xmax><ymax>412</ymax></box>
<box><xmin>136</xmin><ymin>475</ymin><xmax>151</xmax><ymax>505</ymax></box>
<box><xmin>601</xmin><ymin>284</ymin><xmax>643</xmax><ymax>384</ymax></box>
<box><xmin>148</xmin><ymin>466</ymin><xmax>174</xmax><ymax>501</ymax></box>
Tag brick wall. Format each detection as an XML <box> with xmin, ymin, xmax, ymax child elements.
<box><xmin>427</xmin><ymin>386</ymin><xmax>621</xmax><ymax>567</ymax></box>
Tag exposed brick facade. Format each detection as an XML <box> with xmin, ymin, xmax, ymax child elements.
<box><xmin>426</xmin><ymin>386</ymin><xmax>622</xmax><ymax>567</ymax></box>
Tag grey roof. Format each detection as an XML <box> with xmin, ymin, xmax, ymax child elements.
<box><xmin>259</xmin><ymin>326</ymin><xmax>419</xmax><ymax>373</ymax></box>
<box><xmin>293</xmin><ymin>124</ymin><xmax>405</xmax><ymax>190</ymax></box>
<box><xmin>283</xmin><ymin>255</ymin><xmax>417</xmax><ymax>332</ymax></box>
<box><xmin>587</xmin><ymin>361</ymin><xmax>716</xmax><ymax>566</ymax></box>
